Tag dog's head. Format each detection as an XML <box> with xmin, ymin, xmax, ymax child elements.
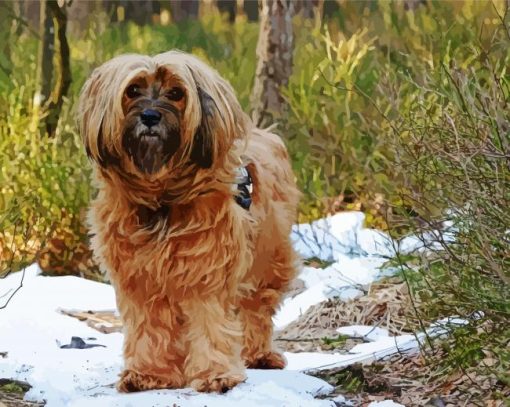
<box><xmin>78</xmin><ymin>51</ymin><xmax>248</xmax><ymax>176</ymax></box>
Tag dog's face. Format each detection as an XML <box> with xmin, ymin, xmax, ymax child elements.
<box><xmin>78</xmin><ymin>51</ymin><xmax>248</xmax><ymax>176</ymax></box>
<box><xmin>120</xmin><ymin>70</ymin><xmax>184</xmax><ymax>174</ymax></box>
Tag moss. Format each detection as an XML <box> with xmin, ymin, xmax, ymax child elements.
<box><xmin>0</xmin><ymin>379</ymin><xmax>31</xmax><ymax>394</ymax></box>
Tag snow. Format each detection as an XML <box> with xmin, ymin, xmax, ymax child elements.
<box><xmin>284</xmin><ymin>331</ymin><xmax>420</xmax><ymax>373</ymax></box>
<box><xmin>1</xmin><ymin>211</ymin><xmax>450</xmax><ymax>406</ymax></box>
<box><xmin>276</xmin><ymin>211</ymin><xmax>456</xmax><ymax>330</ymax></box>
<box><xmin>0</xmin><ymin>265</ymin><xmax>335</xmax><ymax>407</ymax></box>
<box><xmin>64</xmin><ymin>371</ymin><xmax>333</xmax><ymax>407</ymax></box>
<box><xmin>368</xmin><ymin>401</ymin><xmax>405</xmax><ymax>407</ymax></box>
<box><xmin>291</xmin><ymin>212</ymin><xmax>391</xmax><ymax>260</ymax></box>
<box><xmin>331</xmin><ymin>394</ymin><xmax>353</xmax><ymax>406</ymax></box>
<box><xmin>291</xmin><ymin>210</ymin><xmax>454</xmax><ymax>260</ymax></box>
<box><xmin>336</xmin><ymin>325</ymin><xmax>390</xmax><ymax>342</ymax></box>
<box><xmin>273</xmin><ymin>255</ymin><xmax>388</xmax><ymax>328</ymax></box>
<box><xmin>286</xmin><ymin>320</ymin><xmax>470</xmax><ymax>374</ymax></box>
<box><xmin>275</xmin><ymin>212</ymin><xmax>398</xmax><ymax>329</ymax></box>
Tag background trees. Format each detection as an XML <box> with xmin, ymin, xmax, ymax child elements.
<box><xmin>251</xmin><ymin>0</ymin><xmax>295</xmax><ymax>127</ymax></box>
<box><xmin>36</xmin><ymin>0</ymin><xmax>71</xmax><ymax>137</ymax></box>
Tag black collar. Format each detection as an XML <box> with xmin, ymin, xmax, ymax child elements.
<box><xmin>137</xmin><ymin>166</ymin><xmax>253</xmax><ymax>228</ymax></box>
<box><xmin>234</xmin><ymin>166</ymin><xmax>253</xmax><ymax>210</ymax></box>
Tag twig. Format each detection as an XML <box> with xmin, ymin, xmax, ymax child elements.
<box><xmin>0</xmin><ymin>266</ymin><xmax>26</xmax><ymax>310</ymax></box>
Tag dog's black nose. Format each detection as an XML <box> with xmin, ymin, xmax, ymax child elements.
<box><xmin>140</xmin><ymin>109</ymin><xmax>162</xmax><ymax>127</ymax></box>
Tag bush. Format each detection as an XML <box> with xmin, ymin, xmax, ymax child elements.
<box><xmin>0</xmin><ymin>73</ymin><xmax>96</xmax><ymax>279</ymax></box>
<box><xmin>285</xmin><ymin>0</ymin><xmax>510</xmax><ymax>227</ymax></box>
<box><xmin>286</xmin><ymin>19</ymin><xmax>386</xmax><ymax>224</ymax></box>
<box><xmin>286</xmin><ymin>0</ymin><xmax>509</xmax><ymax>397</ymax></box>
<box><xmin>372</xmin><ymin>3</ymin><xmax>510</xmax><ymax>398</ymax></box>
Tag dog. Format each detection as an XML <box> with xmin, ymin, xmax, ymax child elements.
<box><xmin>78</xmin><ymin>50</ymin><xmax>301</xmax><ymax>393</ymax></box>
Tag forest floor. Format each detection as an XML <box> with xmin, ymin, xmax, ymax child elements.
<box><xmin>1</xmin><ymin>212</ymin><xmax>506</xmax><ymax>406</ymax></box>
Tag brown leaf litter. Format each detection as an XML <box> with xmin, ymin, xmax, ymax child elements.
<box><xmin>315</xmin><ymin>347</ymin><xmax>509</xmax><ymax>406</ymax></box>
<box><xmin>59</xmin><ymin>309</ymin><xmax>122</xmax><ymax>334</ymax></box>
<box><xmin>275</xmin><ymin>278</ymin><xmax>417</xmax><ymax>353</ymax></box>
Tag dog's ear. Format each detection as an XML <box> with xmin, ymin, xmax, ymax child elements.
<box><xmin>78</xmin><ymin>66</ymin><xmax>121</xmax><ymax>169</ymax></box>
<box><xmin>90</xmin><ymin>118</ymin><xmax>120</xmax><ymax>168</ymax></box>
<box><xmin>173</xmin><ymin>55</ymin><xmax>249</xmax><ymax>169</ymax></box>
<box><xmin>190</xmin><ymin>86</ymin><xmax>217</xmax><ymax>169</ymax></box>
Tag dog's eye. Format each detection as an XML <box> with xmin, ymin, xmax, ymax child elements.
<box><xmin>126</xmin><ymin>84</ymin><xmax>141</xmax><ymax>99</ymax></box>
<box><xmin>166</xmin><ymin>87</ymin><xmax>184</xmax><ymax>102</ymax></box>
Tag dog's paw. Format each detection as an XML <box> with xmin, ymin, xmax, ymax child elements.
<box><xmin>117</xmin><ymin>369</ymin><xmax>183</xmax><ymax>392</ymax></box>
<box><xmin>245</xmin><ymin>351</ymin><xmax>286</xmax><ymax>369</ymax></box>
<box><xmin>190</xmin><ymin>373</ymin><xmax>246</xmax><ymax>393</ymax></box>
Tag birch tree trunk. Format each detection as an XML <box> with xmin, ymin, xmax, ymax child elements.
<box><xmin>44</xmin><ymin>0</ymin><xmax>71</xmax><ymax>137</ymax></box>
<box><xmin>251</xmin><ymin>0</ymin><xmax>294</xmax><ymax>128</ymax></box>
<box><xmin>36</xmin><ymin>0</ymin><xmax>71</xmax><ymax>137</ymax></box>
<box><xmin>36</xmin><ymin>0</ymin><xmax>53</xmax><ymax>109</ymax></box>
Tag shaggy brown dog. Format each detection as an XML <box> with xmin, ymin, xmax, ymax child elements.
<box><xmin>78</xmin><ymin>50</ymin><xmax>300</xmax><ymax>393</ymax></box>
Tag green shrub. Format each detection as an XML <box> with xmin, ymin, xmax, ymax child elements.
<box><xmin>375</xmin><ymin>3</ymin><xmax>510</xmax><ymax>397</ymax></box>
<box><xmin>286</xmin><ymin>1</ymin><xmax>509</xmax><ymax>397</ymax></box>
<box><xmin>286</xmin><ymin>18</ymin><xmax>386</xmax><ymax>223</ymax></box>
<box><xmin>284</xmin><ymin>0</ymin><xmax>510</xmax><ymax>228</ymax></box>
<box><xmin>0</xmin><ymin>67</ymin><xmax>95</xmax><ymax>278</ymax></box>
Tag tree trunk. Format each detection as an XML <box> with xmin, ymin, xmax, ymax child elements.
<box><xmin>323</xmin><ymin>0</ymin><xmax>339</xmax><ymax>19</ymax></box>
<box><xmin>105</xmin><ymin>0</ymin><xmax>120</xmax><ymax>22</ymax></box>
<box><xmin>0</xmin><ymin>2</ymin><xmax>13</xmax><ymax>80</ymax></box>
<box><xmin>251</xmin><ymin>0</ymin><xmax>295</xmax><ymax>128</ymax></box>
<box><xmin>119</xmin><ymin>0</ymin><xmax>157</xmax><ymax>25</ymax></box>
<box><xmin>36</xmin><ymin>0</ymin><xmax>71</xmax><ymax>137</ymax></box>
<box><xmin>170</xmin><ymin>0</ymin><xmax>199</xmax><ymax>22</ymax></box>
<box><xmin>20</xmin><ymin>0</ymin><xmax>41</xmax><ymax>32</ymax></box>
<box><xmin>36</xmin><ymin>0</ymin><xmax>53</xmax><ymax>109</ymax></box>
<box><xmin>241</xmin><ymin>0</ymin><xmax>258</xmax><ymax>21</ymax></box>
<box><xmin>217</xmin><ymin>0</ymin><xmax>236</xmax><ymax>22</ymax></box>
<box><xmin>295</xmin><ymin>0</ymin><xmax>323</xmax><ymax>20</ymax></box>
<box><xmin>67</xmin><ymin>0</ymin><xmax>103</xmax><ymax>34</ymax></box>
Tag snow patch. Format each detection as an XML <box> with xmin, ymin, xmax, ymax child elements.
<box><xmin>1</xmin><ymin>211</ymin><xmax>454</xmax><ymax>406</ymax></box>
<box><xmin>0</xmin><ymin>265</ymin><xmax>334</xmax><ymax>407</ymax></box>
<box><xmin>276</xmin><ymin>212</ymin><xmax>394</xmax><ymax>329</ymax></box>
<box><xmin>336</xmin><ymin>325</ymin><xmax>390</xmax><ymax>342</ymax></box>
<box><xmin>368</xmin><ymin>401</ymin><xmax>405</xmax><ymax>407</ymax></box>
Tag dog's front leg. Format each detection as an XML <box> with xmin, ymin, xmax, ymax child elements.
<box><xmin>116</xmin><ymin>297</ymin><xmax>186</xmax><ymax>392</ymax></box>
<box><xmin>181</xmin><ymin>296</ymin><xmax>246</xmax><ymax>392</ymax></box>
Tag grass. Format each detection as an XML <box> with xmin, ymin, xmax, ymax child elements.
<box><xmin>321</xmin><ymin>334</ymin><xmax>349</xmax><ymax>349</ymax></box>
<box><xmin>0</xmin><ymin>382</ymin><xmax>25</xmax><ymax>394</ymax></box>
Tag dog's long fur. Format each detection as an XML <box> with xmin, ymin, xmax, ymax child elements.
<box><xmin>78</xmin><ymin>50</ymin><xmax>300</xmax><ymax>393</ymax></box>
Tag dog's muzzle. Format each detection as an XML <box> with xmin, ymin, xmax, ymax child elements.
<box><xmin>122</xmin><ymin>109</ymin><xmax>180</xmax><ymax>174</ymax></box>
